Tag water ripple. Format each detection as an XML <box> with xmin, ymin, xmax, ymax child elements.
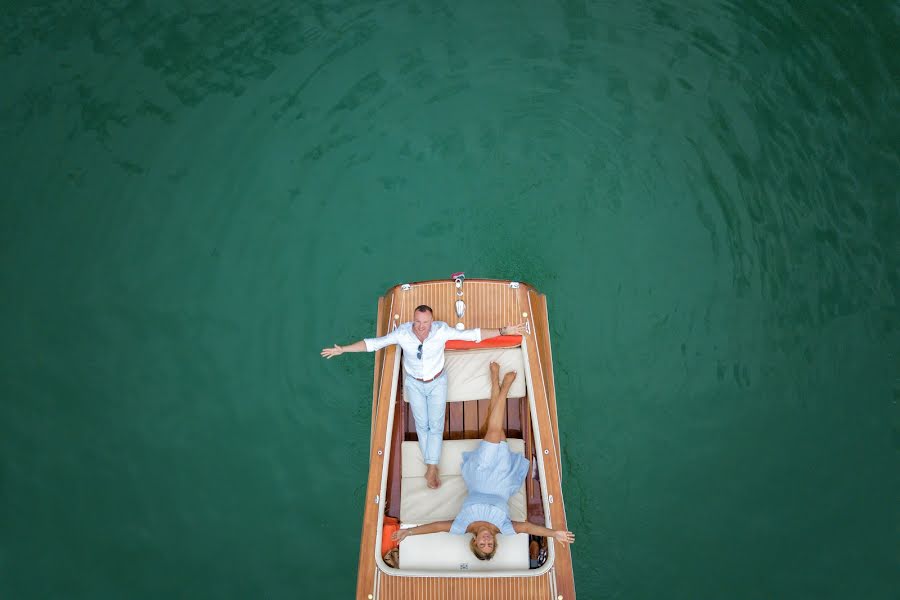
<box><xmin>1</xmin><ymin>1</ymin><xmax>897</xmax><ymax>598</ymax></box>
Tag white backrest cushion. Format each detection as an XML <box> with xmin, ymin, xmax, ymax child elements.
<box><xmin>398</xmin><ymin>530</ymin><xmax>530</xmax><ymax>571</ymax></box>
<box><xmin>403</xmin><ymin>348</ymin><xmax>526</xmax><ymax>402</ymax></box>
<box><xmin>445</xmin><ymin>348</ymin><xmax>527</xmax><ymax>402</ymax></box>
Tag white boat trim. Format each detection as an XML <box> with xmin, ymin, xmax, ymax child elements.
<box><xmin>373</xmin><ymin>342</ymin><xmax>557</xmax><ymax>578</ymax></box>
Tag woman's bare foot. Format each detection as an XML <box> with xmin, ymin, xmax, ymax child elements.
<box><xmin>425</xmin><ymin>464</ymin><xmax>442</xmax><ymax>489</ymax></box>
<box><xmin>490</xmin><ymin>361</ymin><xmax>500</xmax><ymax>381</ymax></box>
<box><xmin>502</xmin><ymin>370</ymin><xmax>517</xmax><ymax>386</ymax></box>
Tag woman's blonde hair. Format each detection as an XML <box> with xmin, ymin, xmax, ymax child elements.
<box><xmin>470</xmin><ymin>535</ymin><xmax>498</xmax><ymax>561</ymax></box>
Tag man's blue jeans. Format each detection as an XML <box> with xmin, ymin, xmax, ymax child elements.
<box><xmin>404</xmin><ymin>372</ymin><xmax>447</xmax><ymax>465</ymax></box>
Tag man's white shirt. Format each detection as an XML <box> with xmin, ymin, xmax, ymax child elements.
<box><xmin>364</xmin><ymin>321</ymin><xmax>482</xmax><ymax>380</ymax></box>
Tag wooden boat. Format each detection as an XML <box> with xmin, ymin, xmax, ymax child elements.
<box><xmin>356</xmin><ymin>276</ymin><xmax>576</xmax><ymax>599</ymax></box>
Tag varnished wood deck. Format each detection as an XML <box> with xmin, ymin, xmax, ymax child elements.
<box><xmin>374</xmin><ymin>568</ymin><xmax>557</xmax><ymax>599</ymax></box>
<box><xmin>357</xmin><ymin>279</ymin><xmax>576</xmax><ymax>600</ymax></box>
<box><xmin>388</xmin><ymin>279</ymin><xmax>526</xmax><ymax>331</ymax></box>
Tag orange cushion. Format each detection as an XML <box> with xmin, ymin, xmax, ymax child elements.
<box><xmin>445</xmin><ymin>335</ymin><xmax>522</xmax><ymax>350</ymax></box>
<box><xmin>382</xmin><ymin>516</ymin><xmax>400</xmax><ymax>555</ymax></box>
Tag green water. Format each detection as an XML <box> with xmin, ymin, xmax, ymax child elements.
<box><xmin>1</xmin><ymin>1</ymin><xmax>897</xmax><ymax>598</ymax></box>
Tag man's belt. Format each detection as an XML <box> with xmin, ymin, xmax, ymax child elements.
<box><xmin>413</xmin><ymin>369</ymin><xmax>444</xmax><ymax>383</ymax></box>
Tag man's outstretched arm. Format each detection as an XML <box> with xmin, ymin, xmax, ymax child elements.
<box><xmin>322</xmin><ymin>328</ymin><xmax>401</xmax><ymax>358</ymax></box>
<box><xmin>321</xmin><ymin>340</ymin><xmax>367</xmax><ymax>358</ymax></box>
<box><xmin>482</xmin><ymin>322</ymin><xmax>528</xmax><ymax>340</ymax></box>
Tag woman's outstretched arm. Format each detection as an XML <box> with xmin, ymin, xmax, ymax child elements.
<box><xmin>391</xmin><ymin>520</ymin><xmax>453</xmax><ymax>542</ymax></box>
<box><xmin>512</xmin><ymin>521</ymin><xmax>575</xmax><ymax>544</ymax></box>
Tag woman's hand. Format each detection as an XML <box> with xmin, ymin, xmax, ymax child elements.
<box><xmin>320</xmin><ymin>344</ymin><xmax>343</xmax><ymax>359</ymax></box>
<box><xmin>553</xmin><ymin>530</ymin><xmax>575</xmax><ymax>544</ymax></box>
<box><xmin>391</xmin><ymin>529</ymin><xmax>410</xmax><ymax>542</ymax></box>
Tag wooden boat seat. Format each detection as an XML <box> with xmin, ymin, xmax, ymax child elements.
<box><xmin>401</xmin><ymin>347</ymin><xmax>527</xmax><ymax>403</ymax></box>
<box><xmin>397</xmin><ymin>438</ymin><xmax>530</xmax><ymax>572</ymax></box>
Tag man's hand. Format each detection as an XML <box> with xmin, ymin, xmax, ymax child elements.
<box><xmin>503</xmin><ymin>323</ymin><xmax>528</xmax><ymax>336</ymax></box>
<box><xmin>553</xmin><ymin>530</ymin><xmax>575</xmax><ymax>544</ymax></box>
<box><xmin>321</xmin><ymin>344</ymin><xmax>344</xmax><ymax>359</ymax></box>
<box><xmin>391</xmin><ymin>529</ymin><xmax>410</xmax><ymax>542</ymax></box>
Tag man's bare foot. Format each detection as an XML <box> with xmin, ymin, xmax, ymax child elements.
<box><xmin>490</xmin><ymin>361</ymin><xmax>500</xmax><ymax>381</ymax></box>
<box><xmin>425</xmin><ymin>464</ymin><xmax>442</xmax><ymax>489</ymax></box>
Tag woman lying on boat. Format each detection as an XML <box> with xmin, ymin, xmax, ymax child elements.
<box><xmin>392</xmin><ymin>362</ymin><xmax>575</xmax><ymax>560</ymax></box>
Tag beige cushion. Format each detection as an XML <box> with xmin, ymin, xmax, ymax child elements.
<box><xmin>403</xmin><ymin>347</ymin><xmax>527</xmax><ymax>402</ymax></box>
<box><xmin>398</xmin><ymin>530</ymin><xmax>530</xmax><ymax>571</ymax></box>
<box><xmin>400</xmin><ymin>439</ymin><xmax>527</xmax><ymax>523</ymax></box>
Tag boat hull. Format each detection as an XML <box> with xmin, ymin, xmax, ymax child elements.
<box><xmin>356</xmin><ymin>279</ymin><xmax>576</xmax><ymax>600</ymax></box>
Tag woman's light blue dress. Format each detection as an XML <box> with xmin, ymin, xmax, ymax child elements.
<box><xmin>449</xmin><ymin>440</ymin><xmax>530</xmax><ymax>536</ymax></box>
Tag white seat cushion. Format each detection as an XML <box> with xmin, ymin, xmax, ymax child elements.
<box><xmin>400</xmin><ymin>439</ymin><xmax>527</xmax><ymax>524</ymax></box>
<box><xmin>403</xmin><ymin>347</ymin><xmax>527</xmax><ymax>403</ymax></box>
<box><xmin>398</xmin><ymin>530</ymin><xmax>530</xmax><ymax>571</ymax></box>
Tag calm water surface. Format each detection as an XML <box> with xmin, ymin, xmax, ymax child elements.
<box><xmin>1</xmin><ymin>1</ymin><xmax>897</xmax><ymax>598</ymax></box>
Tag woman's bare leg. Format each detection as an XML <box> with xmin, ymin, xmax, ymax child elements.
<box><xmin>484</xmin><ymin>363</ymin><xmax>516</xmax><ymax>443</ymax></box>
<box><xmin>484</xmin><ymin>361</ymin><xmax>501</xmax><ymax>425</ymax></box>
<box><xmin>490</xmin><ymin>361</ymin><xmax>500</xmax><ymax>399</ymax></box>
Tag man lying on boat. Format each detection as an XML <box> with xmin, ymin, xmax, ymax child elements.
<box><xmin>322</xmin><ymin>305</ymin><xmax>525</xmax><ymax>489</ymax></box>
<box><xmin>390</xmin><ymin>362</ymin><xmax>575</xmax><ymax>560</ymax></box>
